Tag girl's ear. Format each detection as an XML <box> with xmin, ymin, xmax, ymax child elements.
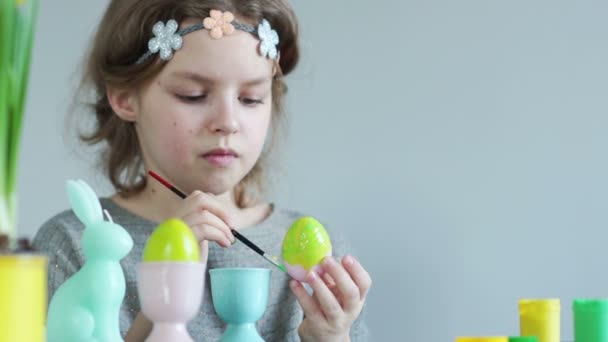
<box><xmin>107</xmin><ymin>87</ymin><xmax>139</xmax><ymax>122</ymax></box>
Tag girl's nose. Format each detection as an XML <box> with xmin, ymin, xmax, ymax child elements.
<box><xmin>208</xmin><ymin>100</ymin><xmax>239</xmax><ymax>135</ymax></box>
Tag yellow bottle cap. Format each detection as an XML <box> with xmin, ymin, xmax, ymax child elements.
<box><xmin>455</xmin><ymin>337</ymin><xmax>508</xmax><ymax>342</ymax></box>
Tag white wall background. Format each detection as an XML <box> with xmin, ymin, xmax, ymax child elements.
<box><xmin>18</xmin><ymin>0</ymin><xmax>608</xmax><ymax>340</ymax></box>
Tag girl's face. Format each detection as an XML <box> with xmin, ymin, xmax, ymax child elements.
<box><xmin>134</xmin><ymin>22</ymin><xmax>275</xmax><ymax>196</ymax></box>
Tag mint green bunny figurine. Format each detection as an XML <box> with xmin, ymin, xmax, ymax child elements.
<box><xmin>47</xmin><ymin>180</ymin><xmax>134</xmax><ymax>342</ymax></box>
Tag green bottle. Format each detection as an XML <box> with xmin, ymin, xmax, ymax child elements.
<box><xmin>573</xmin><ymin>299</ymin><xmax>608</xmax><ymax>342</ymax></box>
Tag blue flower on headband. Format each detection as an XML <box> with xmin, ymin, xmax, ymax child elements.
<box><xmin>257</xmin><ymin>19</ymin><xmax>279</xmax><ymax>60</ymax></box>
<box><xmin>148</xmin><ymin>20</ymin><xmax>183</xmax><ymax>61</ymax></box>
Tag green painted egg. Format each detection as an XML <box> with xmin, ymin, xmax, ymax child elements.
<box><xmin>143</xmin><ymin>218</ymin><xmax>199</xmax><ymax>262</ymax></box>
<box><xmin>282</xmin><ymin>216</ymin><xmax>332</xmax><ymax>281</ymax></box>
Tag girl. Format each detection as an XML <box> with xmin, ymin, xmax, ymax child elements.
<box><xmin>33</xmin><ymin>0</ymin><xmax>372</xmax><ymax>341</ymax></box>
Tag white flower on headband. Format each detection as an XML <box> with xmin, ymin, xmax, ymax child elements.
<box><xmin>148</xmin><ymin>20</ymin><xmax>183</xmax><ymax>61</ymax></box>
<box><xmin>257</xmin><ymin>19</ymin><xmax>279</xmax><ymax>59</ymax></box>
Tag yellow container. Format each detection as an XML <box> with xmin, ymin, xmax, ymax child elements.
<box><xmin>519</xmin><ymin>298</ymin><xmax>560</xmax><ymax>342</ymax></box>
<box><xmin>456</xmin><ymin>337</ymin><xmax>508</xmax><ymax>342</ymax></box>
<box><xmin>0</xmin><ymin>254</ymin><xmax>48</xmax><ymax>342</ymax></box>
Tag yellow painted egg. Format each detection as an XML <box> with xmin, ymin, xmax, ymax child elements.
<box><xmin>281</xmin><ymin>216</ymin><xmax>332</xmax><ymax>281</ymax></box>
<box><xmin>142</xmin><ymin>218</ymin><xmax>199</xmax><ymax>262</ymax></box>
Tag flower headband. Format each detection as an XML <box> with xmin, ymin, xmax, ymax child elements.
<box><xmin>136</xmin><ymin>10</ymin><xmax>280</xmax><ymax>64</ymax></box>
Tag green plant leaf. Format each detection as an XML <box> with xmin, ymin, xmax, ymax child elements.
<box><xmin>0</xmin><ymin>0</ymin><xmax>40</xmax><ymax>237</ymax></box>
<box><xmin>7</xmin><ymin>0</ymin><xmax>39</xmax><ymax>195</ymax></box>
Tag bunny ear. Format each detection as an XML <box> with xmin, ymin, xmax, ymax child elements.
<box><xmin>66</xmin><ymin>179</ymin><xmax>103</xmax><ymax>226</ymax></box>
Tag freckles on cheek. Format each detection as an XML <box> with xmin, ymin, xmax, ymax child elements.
<box><xmin>165</xmin><ymin>138</ymin><xmax>192</xmax><ymax>166</ymax></box>
<box><xmin>168</xmin><ymin>136</ymin><xmax>188</xmax><ymax>155</ymax></box>
<box><xmin>163</xmin><ymin>120</ymin><xmax>195</xmax><ymax>162</ymax></box>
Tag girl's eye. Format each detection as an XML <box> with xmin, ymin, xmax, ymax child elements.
<box><xmin>239</xmin><ymin>97</ymin><xmax>264</xmax><ymax>106</ymax></box>
<box><xmin>176</xmin><ymin>94</ymin><xmax>207</xmax><ymax>103</ymax></box>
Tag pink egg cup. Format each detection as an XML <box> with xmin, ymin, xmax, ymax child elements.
<box><xmin>136</xmin><ymin>262</ymin><xmax>206</xmax><ymax>342</ymax></box>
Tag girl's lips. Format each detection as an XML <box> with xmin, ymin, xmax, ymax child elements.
<box><xmin>202</xmin><ymin>148</ymin><xmax>238</xmax><ymax>167</ymax></box>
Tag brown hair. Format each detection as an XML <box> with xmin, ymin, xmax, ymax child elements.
<box><xmin>77</xmin><ymin>0</ymin><xmax>299</xmax><ymax>207</ymax></box>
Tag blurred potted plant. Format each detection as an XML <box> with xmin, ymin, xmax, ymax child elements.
<box><xmin>0</xmin><ymin>0</ymin><xmax>47</xmax><ymax>341</ymax></box>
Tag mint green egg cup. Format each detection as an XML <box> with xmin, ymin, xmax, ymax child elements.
<box><xmin>210</xmin><ymin>268</ymin><xmax>271</xmax><ymax>342</ymax></box>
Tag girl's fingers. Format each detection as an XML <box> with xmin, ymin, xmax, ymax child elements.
<box><xmin>290</xmin><ymin>280</ymin><xmax>322</xmax><ymax>319</ymax></box>
<box><xmin>199</xmin><ymin>240</ymin><xmax>209</xmax><ymax>263</ymax></box>
<box><xmin>322</xmin><ymin>272</ymin><xmax>340</xmax><ymax>298</ymax></box>
<box><xmin>190</xmin><ymin>223</ymin><xmax>232</xmax><ymax>247</ymax></box>
<box><xmin>306</xmin><ymin>270</ymin><xmax>344</xmax><ymax>322</ymax></box>
<box><xmin>322</xmin><ymin>272</ymin><xmax>336</xmax><ymax>287</ymax></box>
<box><xmin>181</xmin><ymin>209</ymin><xmax>235</xmax><ymax>244</ymax></box>
<box><xmin>342</xmin><ymin>255</ymin><xmax>372</xmax><ymax>300</ymax></box>
<box><xmin>175</xmin><ymin>191</ymin><xmax>206</xmax><ymax>217</ymax></box>
<box><xmin>197</xmin><ymin>209</ymin><xmax>235</xmax><ymax>242</ymax></box>
<box><xmin>321</xmin><ymin>257</ymin><xmax>361</xmax><ymax>312</ymax></box>
<box><xmin>188</xmin><ymin>191</ymin><xmax>234</xmax><ymax>228</ymax></box>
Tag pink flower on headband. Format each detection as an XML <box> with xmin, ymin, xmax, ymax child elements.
<box><xmin>203</xmin><ymin>10</ymin><xmax>235</xmax><ymax>39</ymax></box>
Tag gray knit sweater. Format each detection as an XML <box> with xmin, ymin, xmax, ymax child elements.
<box><xmin>33</xmin><ymin>198</ymin><xmax>370</xmax><ymax>341</ymax></box>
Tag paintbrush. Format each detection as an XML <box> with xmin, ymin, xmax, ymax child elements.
<box><xmin>148</xmin><ymin>170</ymin><xmax>287</xmax><ymax>273</ymax></box>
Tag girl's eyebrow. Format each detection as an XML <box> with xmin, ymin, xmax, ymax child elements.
<box><xmin>168</xmin><ymin>70</ymin><xmax>271</xmax><ymax>86</ymax></box>
<box><xmin>169</xmin><ymin>71</ymin><xmax>213</xmax><ymax>83</ymax></box>
<box><xmin>242</xmin><ymin>77</ymin><xmax>272</xmax><ymax>87</ymax></box>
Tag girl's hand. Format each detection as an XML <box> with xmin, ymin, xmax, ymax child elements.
<box><xmin>173</xmin><ymin>190</ymin><xmax>235</xmax><ymax>262</ymax></box>
<box><xmin>290</xmin><ymin>255</ymin><xmax>372</xmax><ymax>342</ymax></box>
